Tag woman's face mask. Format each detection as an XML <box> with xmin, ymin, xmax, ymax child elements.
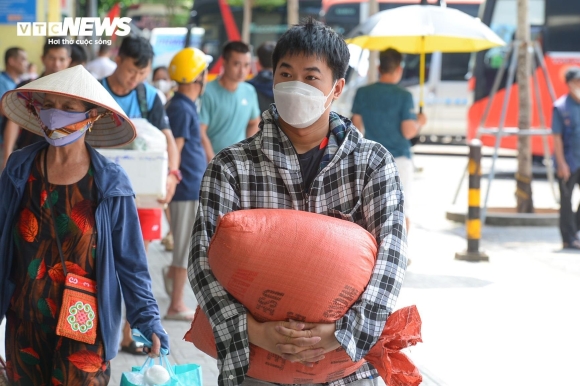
<box><xmin>153</xmin><ymin>79</ymin><xmax>175</xmax><ymax>94</ymax></box>
<box><xmin>39</xmin><ymin>108</ymin><xmax>95</xmax><ymax>147</ymax></box>
<box><xmin>273</xmin><ymin>81</ymin><xmax>336</xmax><ymax>129</ymax></box>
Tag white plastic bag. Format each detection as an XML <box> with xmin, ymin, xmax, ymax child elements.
<box><xmin>126</xmin><ymin>118</ymin><xmax>167</xmax><ymax>152</ymax></box>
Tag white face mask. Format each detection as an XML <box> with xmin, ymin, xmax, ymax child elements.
<box><xmin>153</xmin><ymin>79</ymin><xmax>174</xmax><ymax>94</ymax></box>
<box><xmin>273</xmin><ymin>80</ymin><xmax>336</xmax><ymax>129</ymax></box>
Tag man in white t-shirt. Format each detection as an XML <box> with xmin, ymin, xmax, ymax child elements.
<box><xmin>86</xmin><ymin>44</ymin><xmax>117</xmax><ymax>80</ymax></box>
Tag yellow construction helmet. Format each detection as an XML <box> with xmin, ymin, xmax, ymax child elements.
<box><xmin>169</xmin><ymin>47</ymin><xmax>208</xmax><ymax>84</ymax></box>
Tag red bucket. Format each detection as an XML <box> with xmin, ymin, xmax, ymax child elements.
<box><xmin>137</xmin><ymin>208</ymin><xmax>162</xmax><ymax>241</ymax></box>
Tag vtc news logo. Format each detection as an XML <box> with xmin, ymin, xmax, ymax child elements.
<box><xmin>17</xmin><ymin>17</ymin><xmax>131</xmax><ymax>37</ymax></box>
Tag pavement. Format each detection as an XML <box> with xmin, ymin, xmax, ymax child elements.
<box><xmin>2</xmin><ymin>148</ymin><xmax>580</xmax><ymax>385</ymax></box>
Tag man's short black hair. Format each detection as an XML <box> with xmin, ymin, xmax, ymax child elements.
<box><xmin>70</xmin><ymin>43</ymin><xmax>88</xmax><ymax>66</ymax></box>
<box><xmin>379</xmin><ymin>49</ymin><xmax>403</xmax><ymax>74</ymax></box>
<box><xmin>222</xmin><ymin>41</ymin><xmax>250</xmax><ymax>61</ymax></box>
<box><xmin>118</xmin><ymin>36</ymin><xmax>154</xmax><ymax>68</ymax></box>
<box><xmin>256</xmin><ymin>41</ymin><xmax>276</xmax><ymax>69</ymax></box>
<box><xmin>4</xmin><ymin>47</ymin><xmax>24</xmax><ymax>67</ymax></box>
<box><xmin>43</xmin><ymin>40</ymin><xmax>71</xmax><ymax>57</ymax></box>
<box><xmin>272</xmin><ymin>17</ymin><xmax>349</xmax><ymax>81</ymax></box>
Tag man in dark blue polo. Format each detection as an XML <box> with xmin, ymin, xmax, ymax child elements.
<box><xmin>161</xmin><ymin>47</ymin><xmax>209</xmax><ymax>321</ymax></box>
<box><xmin>553</xmin><ymin>67</ymin><xmax>580</xmax><ymax>249</ymax></box>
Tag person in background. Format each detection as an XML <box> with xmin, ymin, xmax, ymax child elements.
<box><xmin>3</xmin><ymin>40</ymin><xmax>71</xmax><ymax>167</ymax></box>
<box><xmin>162</xmin><ymin>47</ymin><xmax>208</xmax><ymax>321</ymax></box>
<box><xmin>151</xmin><ymin>65</ymin><xmax>176</xmax><ymax>251</ymax></box>
<box><xmin>199</xmin><ymin>41</ymin><xmax>260</xmax><ymax>161</ymax></box>
<box><xmin>152</xmin><ymin>66</ymin><xmax>175</xmax><ymax>105</ymax></box>
<box><xmin>0</xmin><ymin>47</ymin><xmax>28</xmax><ymax>146</ymax></box>
<box><xmin>70</xmin><ymin>43</ymin><xmax>88</xmax><ymax>67</ymax></box>
<box><xmin>19</xmin><ymin>62</ymin><xmax>38</xmax><ymax>82</ymax></box>
<box><xmin>85</xmin><ymin>44</ymin><xmax>117</xmax><ymax>80</ymax></box>
<box><xmin>190</xmin><ymin>19</ymin><xmax>406</xmax><ymax>386</ymax></box>
<box><xmin>351</xmin><ymin>48</ymin><xmax>426</xmax><ymax>234</ymax></box>
<box><xmin>247</xmin><ymin>41</ymin><xmax>276</xmax><ymax>113</ymax></box>
<box><xmin>100</xmin><ymin>35</ymin><xmax>180</xmax><ymax>355</ymax></box>
<box><xmin>0</xmin><ymin>66</ymin><xmax>168</xmax><ymax>385</ymax></box>
<box><xmin>552</xmin><ymin>67</ymin><xmax>580</xmax><ymax>250</ymax></box>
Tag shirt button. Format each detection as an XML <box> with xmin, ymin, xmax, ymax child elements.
<box><xmin>229</xmin><ymin>375</ymin><xmax>234</xmax><ymax>380</ymax></box>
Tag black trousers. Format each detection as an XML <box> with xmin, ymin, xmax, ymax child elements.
<box><xmin>558</xmin><ymin>169</ymin><xmax>580</xmax><ymax>244</ymax></box>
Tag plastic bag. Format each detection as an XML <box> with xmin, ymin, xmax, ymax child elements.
<box><xmin>120</xmin><ymin>118</ymin><xmax>167</xmax><ymax>152</ymax></box>
<box><xmin>121</xmin><ymin>329</ymin><xmax>202</xmax><ymax>386</ymax></box>
<box><xmin>121</xmin><ymin>355</ymin><xmax>173</xmax><ymax>386</ymax></box>
<box><xmin>121</xmin><ymin>362</ymin><xmax>203</xmax><ymax>386</ymax></box>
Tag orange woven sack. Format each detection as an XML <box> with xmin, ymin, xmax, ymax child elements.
<box><xmin>185</xmin><ymin>209</ymin><xmax>422</xmax><ymax>385</ymax></box>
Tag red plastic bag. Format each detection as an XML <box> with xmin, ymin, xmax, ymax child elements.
<box><xmin>186</xmin><ymin>209</ymin><xmax>422</xmax><ymax>384</ymax></box>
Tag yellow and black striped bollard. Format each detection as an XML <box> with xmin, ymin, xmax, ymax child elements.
<box><xmin>456</xmin><ymin>139</ymin><xmax>489</xmax><ymax>262</ymax></box>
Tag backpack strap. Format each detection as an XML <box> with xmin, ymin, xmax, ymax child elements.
<box><xmin>135</xmin><ymin>83</ymin><xmax>148</xmax><ymax>120</ymax></box>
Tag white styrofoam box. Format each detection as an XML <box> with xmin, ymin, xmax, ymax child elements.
<box><xmin>96</xmin><ymin>149</ymin><xmax>168</xmax><ymax>198</ymax></box>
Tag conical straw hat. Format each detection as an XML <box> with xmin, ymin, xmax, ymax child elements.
<box><xmin>1</xmin><ymin>65</ymin><xmax>135</xmax><ymax>148</ymax></box>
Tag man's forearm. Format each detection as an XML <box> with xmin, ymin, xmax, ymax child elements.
<box><xmin>201</xmin><ymin>129</ymin><xmax>215</xmax><ymax>162</ymax></box>
<box><xmin>162</xmin><ymin>129</ymin><xmax>180</xmax><ymax>171</ymax></box>
<box><xmin>553</xmin><ymin>135</ymin><xmax>566</xmax><ymax>166</ymax></box>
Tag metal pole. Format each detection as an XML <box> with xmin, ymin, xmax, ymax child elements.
<box><xmin>287</xmin><ymin>0</ymin><xmax>299</xmax><ymax>27</ymax></box>
<box><xmin>456</xmin><ymin>139</ymin><xmax>489</xmax><ymax>261</ymax></box>
<box><xmin>534</xmin><ymin>41</ymin><xmax>557</xmax><ymax>102</ymax></box>
<box><xmin>481</xmin><ymin>42</ymin><xmax>519</xmax><ymax>223</ymax></box>
<box><xmin>478</xmin><ymin>43</ymin><xmax>513</xmax><ymax>129</ymax></box>
<box><xmin>530</xmin><ymin>49</ymin><xmax>558</xmax><ymax>203</ymax></box>
<box><xmin>242</xmin><ymin>0</ymin><xmax>253</xmax><ymax>44</ymax></box>
<box><xmin>451</xmin><ymin>43</ymin><xmax>514</xmax><ymax>206</ymax></box>
<box><xmin>367</xmin><ymin>0</ymin><xmax>379</xmax><ymax>84</ymax></box>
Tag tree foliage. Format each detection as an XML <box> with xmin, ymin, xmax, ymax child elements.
<box><xmin>227</xmin><ymin>0</ymin><xmax>286</xmax><ymax>8</ymax></box>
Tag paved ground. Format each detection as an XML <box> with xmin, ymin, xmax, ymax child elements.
<box><xmin>2</xmin><ymin>149</ymin><xmax>579</xmax><ymax>385</ymax></box>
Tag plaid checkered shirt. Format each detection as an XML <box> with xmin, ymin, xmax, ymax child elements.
<box><xmin>189</xmin><ymin>106</ymin><xmax>408</xmax><ymax>386</ymax></box>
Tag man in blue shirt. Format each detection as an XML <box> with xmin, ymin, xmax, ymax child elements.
<box><xmin>200</xmin><ymin>41</ymin><xmax>260</xmax><ymax>160</ymax></box>
<box><xmin>0</xmin><ymin>47</ymin><xmax>28</xmax><ymax>147</ymax></box>
<box><xmin>351</xmin><ymin>48</ymin><xmax>426</xmax><ymax>232</ymax></box>
<box><xmin>101</xmin><ymin>36</ymin><xmax>179</xmax><ymax>207</ymax></box>
<box><xmin>161</xmin><ymin>47</ymin><xmax>208</xmax><ymax>321</ymax></box>
<box><xmin>552</xmin><ymin>67</ymin><xmax>580</xmax><ymax>249</ymax></box>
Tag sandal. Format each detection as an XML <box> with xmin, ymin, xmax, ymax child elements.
<box><xmin>563</xmin><ymin>240</ymin><xmax>580</xmax><ymax>250</ymax></box>
<box><xmin>164</xmin><ymin>309</ymin><xmax>196</xmax><ymax>321</ymax></box>
<box><xmin>162</xmin><ymin>233</ymin><xmax>174</xmax><ymax>251</ymax></box>
<box><xmin>120</xmin><ymin>341</ymin><xmax>147</xmax><ymax>355</ymax></box>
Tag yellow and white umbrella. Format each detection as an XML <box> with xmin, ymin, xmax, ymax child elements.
<box><xmin>345</xmin><ymin>4</ymin><xmax>505</xmax><ymax>111</ymax></box>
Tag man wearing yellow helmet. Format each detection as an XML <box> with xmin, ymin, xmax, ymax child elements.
<box><xmin>162</xmin><ymin>47</ymin><xmax>209</xmax><ymax>321</ymax></box>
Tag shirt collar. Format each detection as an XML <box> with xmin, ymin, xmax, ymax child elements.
<box><xmin>172</xmin><ymin>91</ymin><xmax>197</xmax><ymax>108</ymax></box>
<box><xmin>259</xmin><ymin>105</ymin><xmax>358</xmax><ymax>171</ymax></box>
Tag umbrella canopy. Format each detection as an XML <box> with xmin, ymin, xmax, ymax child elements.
<box><xmin>345</xmin><ymin>4</ymin><xmax>505</xmax><ymax>112</ymax></box>
<box><xmin>345</xmin><ymin>5</ymin><xmax>505</xmax><ymax>53</ymax></box>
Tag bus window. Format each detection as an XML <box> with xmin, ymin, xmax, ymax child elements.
<box><xmin>544</xmin><ymin>0</ymin><xmax>580</xmax><ymax>52</ymax></box>
<box><xmin>441</xmin><ymin>53</ymin><xmax>472</xmax><ymax>81</ymax></box>
<box><xmin>400</xmin><ymin>53</ymin><xmax>432</xmax><ymax>87</ymax></box>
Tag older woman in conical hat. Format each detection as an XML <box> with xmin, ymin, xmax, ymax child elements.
<box><xmin>0</xmin><ymin>65</ymin><xmax>168</xmax><ymax>385</ymax></box>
